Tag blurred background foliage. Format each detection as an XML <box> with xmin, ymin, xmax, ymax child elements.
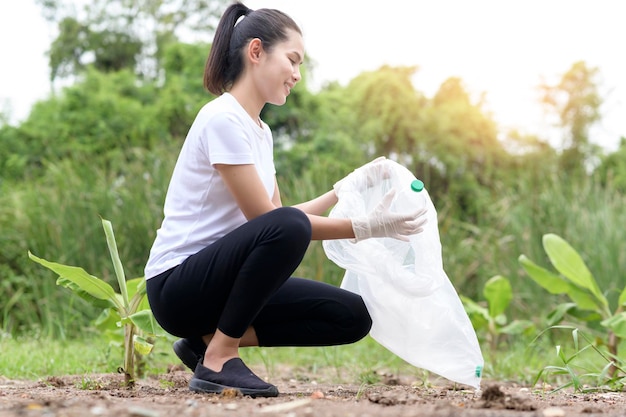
<box><xmin>1</xmin><ymin>0</ymin><xmax>625</xmax><ymax>354</ymax></box>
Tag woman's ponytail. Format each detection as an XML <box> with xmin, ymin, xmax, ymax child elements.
<box><xmin>204</xmin><ymin>2</ymin><xmax>251</xmax><ymax>95</ymax></box>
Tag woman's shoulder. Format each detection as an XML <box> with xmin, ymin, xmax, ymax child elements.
<box><xmin>196</xmin><ymin>94</ymin><xmax>247</xmax><ymax>126</ymax></box>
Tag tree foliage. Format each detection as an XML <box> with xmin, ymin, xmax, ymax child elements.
<box><xmin>37</xmin><ymin>0</ymin><xmax>227</xmax><ymax>82</ymax></box>
<box><xmin>595</xmin><ymin>137</ymin><xmax>626</xmax><ymax>192</ymax></box>
<box><xmin>540</xmin><ymin>61</ymin><xmax>603</xmax><ymax>174</ymax></box>
<box><xmin>2</xmin><ymin>1</ymin><xmax>623</xmax><ymax>338</ymax></box>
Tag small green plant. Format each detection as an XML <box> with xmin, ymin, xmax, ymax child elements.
<box><xmin>532</xmin><ymin>326</ymin><xmax>623</xmax><ymax>392</ymax></box>
<box><xmin>519</xmin><ymin>233</ymin><xmax>626</xmax><ymax>384</ymax></box>
<box><xmin>29</xmin><ymin>218</ymin><xmax>164</xmax><ymax>386</ymax></box>
<box><xmin>461</xmin><ymin>275</ymin><xmax>534</xmax><ymax>351</ymax></box>
<box><xmin>77</xmin><ymin>376</ymin><xmax>105</xmax><ymax>390</ymax></box>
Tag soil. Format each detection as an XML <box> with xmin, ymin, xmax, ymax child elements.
<box><xmin>1</xmin><ymin>365</ymin><xmax>625</xmax><ymax>417</ymax></box>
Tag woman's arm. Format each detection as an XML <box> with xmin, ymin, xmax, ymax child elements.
<box><xmin>292</xmin><ymin>190</ymin><xmax>355</xmax><ymax>240</ymax></box>
<box><xmin>306</xmin><ymin>214</ymin><xmax>355</xmax><ymax>241</ymax></box>
<box><xmin>215</xmin><ymin>164</ymin><xmax>277</xmax><ymax>220</ymax></box>
<box><xmin>218</xmin><ymin>164</ymin><xmax>355</xmax><ymax>241</ymax></box>
<box><xmin>292</xmin><ymin>190</ymin><xmax>337</xmax><ymax>216</ymax></box>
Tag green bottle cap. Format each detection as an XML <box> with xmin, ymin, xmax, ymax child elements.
<box><xmin>411</xmin><ymin>179</ymin><xmax>424</xmax><ymax>192</ymax></box>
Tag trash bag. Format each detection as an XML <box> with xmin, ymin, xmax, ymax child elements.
<box><xmin>323</xmin><ymin>159</ymin><xmax>484</xmax><ymax>389</ymax></box>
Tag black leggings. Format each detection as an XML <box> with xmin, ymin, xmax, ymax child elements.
<box><xmin>146</xmin><ymin>207</ymin><xmax>372</xmax><ymax>347</ymax></box>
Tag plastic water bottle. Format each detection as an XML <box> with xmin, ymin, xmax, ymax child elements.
<box><xmin>385</xmin><ymin>177</ymin><xmax>444</xmax><ymax>295</ymax></box>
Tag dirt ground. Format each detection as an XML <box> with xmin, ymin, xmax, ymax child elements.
<box><xmin>1</xmin><ymin>365</ymin><xmax>625</xmax><ymax>417</ymax></box>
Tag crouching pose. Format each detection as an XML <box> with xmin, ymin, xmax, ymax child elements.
<box><xmin>144</xmin><ymin>1</ymin><xmax>427</xmax><ymax>398</ymax></box>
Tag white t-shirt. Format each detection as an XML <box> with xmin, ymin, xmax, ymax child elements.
<box><xmin>144</xmin><ymin>93</ymin><xmax>276</xmax><ymax>279</ymax></box>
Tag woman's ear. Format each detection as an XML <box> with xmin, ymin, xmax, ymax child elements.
<box><xmin>247</xmin><ymin>38</ymin><xmax>264</xmax><ymax>63</ymax></box>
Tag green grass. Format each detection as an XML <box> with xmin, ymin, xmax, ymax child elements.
<box><xmin>0</xmin><ymin>332</ymin><xmax>121</xmax><ymax>379</ymax></box>
<box><xmin>2</xmin><ymin>329</ymin><xmax>622</xmax><ymax>392</ymax></box>
<box><xmin>0</xmin><ymin>333</ymin><xmax>424</xmax><ymax>383</ymax></box>
<box><xmin>0</xmin><ymin>332</ymin><xmax>523</xmax><ymax>386</ymax></box>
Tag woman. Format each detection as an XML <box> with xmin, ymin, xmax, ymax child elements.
<box><xmin>145</xmin><ymin>2</ymin><xmax>427</xmax><ymax>398</ymax></box>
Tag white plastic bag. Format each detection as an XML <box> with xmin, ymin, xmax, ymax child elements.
<box><xmin>323</xmin><ymin>159</ymin><xmax>484</xmax><ymax>389</ymax></box>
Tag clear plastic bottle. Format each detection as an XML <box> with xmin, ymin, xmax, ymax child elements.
<box><xmin>397</xmin><ymin>181</ymin><xmax>425</xmax><ymax>270</ymax></box>
<box><xmin>386</xmin><ymin>177</ymin><xmax>444</xmax><ymax>296</ymax></box>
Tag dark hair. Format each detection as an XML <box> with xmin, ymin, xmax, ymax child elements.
<box><xmin>204</xmin><ymin>2</ymin><xmax>302</xmax><ymax>95</ymax></box>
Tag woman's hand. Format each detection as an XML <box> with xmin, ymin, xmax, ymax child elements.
<box><xmin>350</xmin><ymin>189</ymin><xmax>427</xmax><ymax>242</ymax></box>
<box><xmin>333</xmin><ymin>156</ymin><xmax>389</xmax><ymax>196</ymax></box>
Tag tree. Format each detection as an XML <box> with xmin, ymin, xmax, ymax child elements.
<box><xmin>48</xmin><ymin>17</ymin><xmax>143</xmax><ymax>81</ymax></box>
<box><xmin>422</xmin><ymin>77</ymin><xmax>505</xmax><ymax>220</ymax></box>
<box><xmin>344</xmin><ymin>65</ymin><xmax>426</xmax><ymax>157</ymax></box>
<box><xmin>540</xmin><ymin>61</ymin><xmax>603</xmax><ymax>174</ymax></box>
<box><xmin>595</xmin><ymin>137</ymin><xmax>626</xmax><ymax>192</ymax></box>
<box><xmin>37</xmin><ymin>0</ymin><xmax>227</xmax><ymax>82</ymax></box>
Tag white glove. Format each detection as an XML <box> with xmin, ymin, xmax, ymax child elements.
<box><xmin>334</xmin><ymin>156</ymin><xmax>389</xmax><ymax>196</ymax></box>
<box><xmin>351</xmin><ymin>189</ymin><xmax>428</xmax><ymax>242</ymax></box>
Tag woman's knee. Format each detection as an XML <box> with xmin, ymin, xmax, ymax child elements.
<box><xmin>272</xmin><ymin>207</ymin><xmax>312</xmax><ymax>242</ymax></box>
<box><xmin>348</xmin><ymin>297</ymin><xmax>373</xmax><ymax>342</ymax></box>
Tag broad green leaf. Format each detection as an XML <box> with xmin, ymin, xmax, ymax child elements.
<box><xmin>57</xmin><ymin>277</ymin><xmax>115</xmax><ymax>309</ymax></box>
<box><xmin>483</xmin><ymin>275</ymin><xmax>512</xmax><ymax>318</ymax></box>
<box><xmin>460</xmin><ymin>296</ymin><xmax>489</xmax><ymax>331</ymax></box>
<box><xmin>94</xmin><ymin>308</ymin><xmax>121</xmax><ymax>331</ymax></box>
<box><xmin>126</xmin><ymin>277</ymin><xmax>144</xmax><ymax>299</ymax></box>
<box><xmin>29</xmin><ymin>251</ymin><xmax>121</xmax><ymax>310</ymax></box>
<box><xmin>601</xmin><ymin>312</ymin><xmax>626</xmax><ymax>339</ymax></box>
<box><xmin>127</xmin><ymin>277</ymin><xmax>148</xmax><ymax>315</ymax></box>
<box><xmin>519</xmin><ymin>255</ymin><xmax>570</xmax><ymax>294</ymax></box>
<box><xmin>566</xmin><ymin>307</ymin><xmax>602</xmax><ymax>322</ymax></box>
<box><xmin>137</xmin><ymin>290</ymin><xmax>151</xmax><ymax>311</ymax></box>
<box><xmin>565</xmin><ymin>284</ymin><xmax>604</xmax><ymax>313</ymax></box>
<box><xmin>542</xmin><ymin>234</ymin><xmax>607</xmax><ymax>307</ymax></box>
<box><xmin>128</xmin><ymin>309</ymin><xmax>166</xmax><ymax>336</ymax></box>
<box><xmin>460</xmin><ymin>296</ymin><xmax>490</xmax><ymax>321</ymax></box>
<box><xmin>133</xmin><ymin>335</ymin><xmax>154</xmax><ymax>355</ymax></box>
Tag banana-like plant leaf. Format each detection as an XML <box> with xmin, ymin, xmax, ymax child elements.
<box><xmin>125</xmin><ymin>277</ymin><xmax>145</xmax><ymax>299</ymax></box>
<box><xmin>460</xmin><ymin>296</ymin><xmax>490</xmax><ymax>320</ymax></box>
<box><xmin>28</xmin><ymin>251</ymin><xmax>121</xmax><ymax>310</ymax></box>
<box><xmin>601</xmin><ymin>312</ymin><xmax>626</xmax><ymax>339</ymax></box>
<box><xmin>520</xmin><ymin>253</ymin><xmax>603</xmax><ymax>312</ymax></box>
<box><xmin>94</xmin><ymin>308</ymin><xmax>121</xmax><ymax>330</ymax></box>
<box><xmin>128</xmin><ymin>309</ymin><xmax>167</xmax><ymax>337</ymax></box>
<box><xmin>542</xmin><ymin>234</ymin><xmax>607</xmax><ymax>307</ymax></box>
<box><xmin>566</xmin><ymin>284</ymin><xmax>604</xmax><ymax>312</ymax></box>
<box><xmin>519</xmin><ymin>255</ymin><xmax>570</xmax><ymax>294</ymax></box>
<box><xmin>484</xmin><ymin>275</ymin><xmax>512</xmax><ymax>318</ymax></box>
<box><xmin>133</xmin><ymin>335</ymin><xmax>154</xmax><ymax>356</ymax></box>
<box><xmin>56</xmin><ymin>277</ymin><xmax>115</xmax><ymax>309</ymax></box>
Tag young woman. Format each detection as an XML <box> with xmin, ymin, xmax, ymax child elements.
<box><xmin>145</xmin><ymin>2</ymin><xmax>427</xmax><ymax>398</ymax></box>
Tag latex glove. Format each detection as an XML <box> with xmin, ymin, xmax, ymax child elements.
<box><xmin>351</xmin><ymin>189</ymin><xmax>428</xmax><ymax>242</ymax></box>
<box><xmin>333</xmin><ymin>156</ymin><xmax>388</xmax><ymax>197</ymax></box>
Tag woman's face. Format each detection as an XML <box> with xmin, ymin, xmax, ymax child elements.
<box><xmin>254</xmin><ymin>29</ymin><xmax>304</xmax><ymax>106</ymax></box>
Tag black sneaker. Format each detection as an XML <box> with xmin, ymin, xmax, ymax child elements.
<box><xmin>189</xmin><ymin>358</ymin><xmax>279</xmax><ymax>398</ymax></box>
<box><xmin>173</xmin><ymin>338</ymin><xmax>206</xmax><ymax>371</ymax></box>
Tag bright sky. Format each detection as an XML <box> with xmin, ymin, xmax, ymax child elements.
<box><xmin>1</xmin><ymin>0</ymin><xmax>624</xmax><ymax>151</ymax></box>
